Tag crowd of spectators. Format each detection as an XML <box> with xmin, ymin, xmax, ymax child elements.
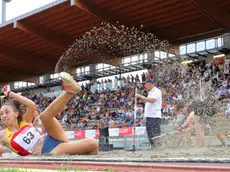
<box><xmin>1</xmin><ymin>59</ymin><xmax>229</xmax><ymax>131</ymax></box>
<box><xmin>3</xmin><ymin>72</ymin><xmax>149</xmax><ymax>130</ymax></box>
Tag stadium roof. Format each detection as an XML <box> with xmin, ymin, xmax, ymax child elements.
<box><xmin>0</xmin><ymin>0</ymin><xmax>230</xmax><ymax>83</ymax></box>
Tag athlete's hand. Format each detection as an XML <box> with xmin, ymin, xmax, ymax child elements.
<box><xmin>177</xmin><ymin>127</ymin><xmax>183</xmax><ymax>132</ymax></box>
<box><xmin>2</xmin><ymin>85</ymin><xmax>11</xmax><ymax>97</ymax></box>
<box><xmin>32</xmin><ymin>115</ymin><xmax>40</xmax><ymax>126</ymax></box>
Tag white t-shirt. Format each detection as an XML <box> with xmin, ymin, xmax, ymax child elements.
<box><xmin>226</xmin><ymin>104</ymin><xmax>230</xmax><ymax>113</ymax></box>
<box><xmin>144</xmin><ymin>87</ymin><xmax>162</xmax><ymax>118</ymax></box>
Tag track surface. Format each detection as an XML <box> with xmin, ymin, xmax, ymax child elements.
<box><xmin>0</xmin><ymin>159</ymin><xmax>230</xmax><ymax>172</ymax></box>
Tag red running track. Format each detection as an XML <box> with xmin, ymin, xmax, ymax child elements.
<box><xmin>0</xmin><ymin>160</ymin><xmax>230</xmax><ymax>171</ymax></box>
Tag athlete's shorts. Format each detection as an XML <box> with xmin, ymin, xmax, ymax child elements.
<box><xmin>41</xmin><ymin>135</ymin><xmax>63</xmax><ymax>154</ymax></box>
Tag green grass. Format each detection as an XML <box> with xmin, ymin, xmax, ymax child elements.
<box><xmin>0</xmin><ymin>169</ymin><xmax>32</xmax><ymax>172</ymax></box>
<box><xmin>0</xmin><ymin>168</ymin><xmax>106</xmax><ymax>172</ymax></box>
<box><xmin>105</xmin><ymin>170</ymin><xmax>115</xmax><ymax>172</ymax></box>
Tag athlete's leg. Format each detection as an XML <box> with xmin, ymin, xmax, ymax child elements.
<box><xmin>216</xmin><ymin>133</ymin><xmax>227</xmax><ymax>147</ymax></box>
<box><xmin>194</xmin><ymin>124</ymin><xmax>205</xmax><ymax>147</ymax></box>
<box><xmin>51</xmin><ymin>138</ymin><xmax>98</xmax><ymax>155</ymax></box>
<box><xmin>185</xmin><ymin>127</ymin><xmax>192</xmax><ymax>146</ymax></box>
<box><xmin>40</xmin><ymin>72</ymin><xmax>81</xmax><ymax>142</ymax></box>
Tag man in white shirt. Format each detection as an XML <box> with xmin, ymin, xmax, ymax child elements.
<box><xmin>136</xmin><ymin>78</ymin><xmax>162</xmax><ymax>147</ymax></box>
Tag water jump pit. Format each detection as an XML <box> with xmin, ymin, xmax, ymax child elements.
<box><xmin>1</xmin><ymin>147</ymin><xmax>230</xmax><ymax>172</ymax></box>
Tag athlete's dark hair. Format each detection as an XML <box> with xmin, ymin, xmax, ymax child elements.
<box><xmin>175</xmin><ymin>101</ymin><xmax>187</xmax><ymax>112</ymax></box>
<box><xmin>3</xmin><ymin>100</ymin><xmax>24</xmax><ymax>124</ymax></box>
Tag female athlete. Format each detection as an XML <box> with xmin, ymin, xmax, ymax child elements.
<box><xmin>0</xmin><ymin>72</ymin><xmax>98</xmax><ymax>156</ymax></box>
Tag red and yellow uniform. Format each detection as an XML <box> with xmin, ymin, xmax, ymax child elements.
<box><xmin>6</xmin><ymin>121</ymin><xmax>42</xmax><ymax>156</ymax></box>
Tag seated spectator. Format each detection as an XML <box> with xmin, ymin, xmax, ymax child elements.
<box><xmin>218</xmin><ymin>86</ymin><xmax>228</xmax><ymax>100</ymax></box>
<box><xmin>128</xmin><ymin>114</ymin><xmax>135</xmax><ymax>127</ymax></box>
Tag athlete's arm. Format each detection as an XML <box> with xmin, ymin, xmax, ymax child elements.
<box><xmin>181</xmin><ymin>111</ymin><xmax>195</xmax><ymax>128</ymax></box>
<box><xmin>0</xmin><ymin>145</ymin><xmax>4</xmax><ymax>157</ymax></box>
<box><xmin>32</xmin><ymin>115</ymin><xmax>44</xmax><ymax>129</ymax></box>
<box><xmin>0</xmin><ymin>130</ymin><xmax>7</xmax><ymax>156</ymax></box>
<box><xmin>2</xmin><ymin>85</ymin><xmax>36</xmax><ymax>123</ymax></box>
<box><xmin>10</xmin><ymin>92</ymin><xmax>36</xmax><ymax>123</ymax></box>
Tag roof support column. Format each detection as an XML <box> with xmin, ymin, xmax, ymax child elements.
<box><xmin>42</xmin><ymin>74</ymin><xmax>51</xmax><ymax>83</ymax></box>
<box><xmin>89</xmin><ymin>64</ymin><xmax>96</xmax><ymax>76</ymax></box>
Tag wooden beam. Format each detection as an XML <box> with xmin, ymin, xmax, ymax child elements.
<box><xmin>189</xmin><ymin>0</ymin><xmax>230</xmax><ymax>28</ymax></box>
<box><xmin>0</xmin><ymin>65</ymin><xmax>28</xmax><ymax>76</ymax></box>
<box><xmin>0</xmin><ymin>72</ymin><xmax>29</xmax><ymax>83</ymax></box>
<box><xmin>14</xmin><ymin>21</ymin><xmax>74</xmax><ymax>49</ymax></box>
<box><xmin>0</xmin><ymin>44</ymin><xmax>54</xmax><ymax>71</ymax></box>
<box><xmin>71</xmin><ymin>0</ymin><xmax>133</xmax><ymax>26</ymax></box>
<box><xmin>71</xmin><ymin>0</ymin><xmax>178</xmax><ymax>55</ymax></box>
<box><xmin>172</xmin><ymin>28</ymin><xmax>224</xmax><ymax>44</ymax></box>
<box><xmin>0</xmin><ymin>64</ymin><xmax>47</xmax><ymax>83</ymax></box>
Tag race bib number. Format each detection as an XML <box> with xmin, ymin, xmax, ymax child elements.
<box><xmin>13</xmin><ymin>126</ymin><xmax>41</xmax><ymax>153</ymax></box>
